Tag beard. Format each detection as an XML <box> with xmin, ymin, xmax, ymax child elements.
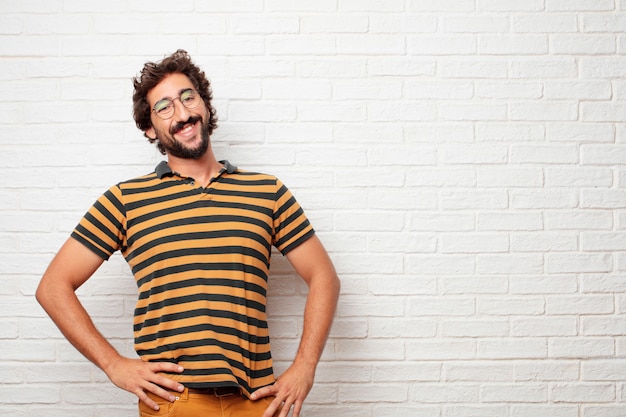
<box><xmin>158</xmin><ymin>114</ymin><xmax>210</xmax><ymax>160</ymax></box>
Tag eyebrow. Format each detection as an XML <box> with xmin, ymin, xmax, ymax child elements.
<box><xmin>154</xmin><ymin>87</ymin><xmax>195</xmax><ymax>105</ymax></box>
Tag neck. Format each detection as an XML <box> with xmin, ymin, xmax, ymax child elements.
<box><xmin>167</xmin><ymin>146</ymin><xmax>223</xmax><ymax>186</ymax></box>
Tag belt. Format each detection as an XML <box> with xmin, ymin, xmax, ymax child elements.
<box><xmin>188</xmin><ymin>386</ymin><xmax>241</xmax><ymax>397</ymax></box>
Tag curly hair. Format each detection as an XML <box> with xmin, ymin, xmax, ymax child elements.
<box><xmin>132</xmin><ymin>49</ymin><xmax>218</xmax><ymax>154</ymax></box>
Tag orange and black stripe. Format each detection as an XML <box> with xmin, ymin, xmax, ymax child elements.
<box><xmin>71</xmin><ymin>161</ymin><xmax>314</xmax><ymax>397</ymax></box>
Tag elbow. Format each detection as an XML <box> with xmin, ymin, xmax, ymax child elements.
<box><xmin>35</xmin><ymin>278</ymin><xmax>48</xmax><ymax>308</ymax></box>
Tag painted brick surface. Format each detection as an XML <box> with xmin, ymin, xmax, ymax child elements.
<box><xmin>1</xmin><ymin>1</ymin><xmax>626</xmax><ymax>416</ymax></box>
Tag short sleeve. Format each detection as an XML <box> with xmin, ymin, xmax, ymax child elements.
<box><xmin>272</xmin><ymin>179</ymin><xmax>315</xmax><ymax>255</ymax></box>
<box><xmin>71</xmin><ymin>185</ymin><xmax>127</xmax><ymax>260</ymax></box>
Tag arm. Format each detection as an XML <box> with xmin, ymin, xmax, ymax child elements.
<box><xmin>251</xmin><ymin>235</ymin><xmax>340</xmax><ymax>417</ymax></box>
<box><xmin>36</xmin><ymin>237</ymin><xmax>184</xmax><ymax>411</ymax></box>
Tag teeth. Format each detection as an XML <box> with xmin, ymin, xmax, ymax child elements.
<box><xmin>178</xmin><ymin>124</ymin><xmax>193</xmax><ymax>134</ymax></box>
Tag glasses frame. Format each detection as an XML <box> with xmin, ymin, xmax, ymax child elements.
<box><xmin>151</xmin><ymin>88</ymin><xmax>201</xmax><ymax>120</ymax></box>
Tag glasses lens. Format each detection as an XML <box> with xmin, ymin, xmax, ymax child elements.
<box><xmin>154</xmin><ymin>99</ymin><xmax>174</xmax><ymax>118</ymax></box>
<box><xmin>180</xmin><ymin>90</ymin><xmax>200</xmax><ymax>109</ymax></box>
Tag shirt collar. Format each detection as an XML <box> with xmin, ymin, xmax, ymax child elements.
<box><xmin>155</xmin><ymin>160</ymin><xmax>237</xmax><ymax>179</ymax></box>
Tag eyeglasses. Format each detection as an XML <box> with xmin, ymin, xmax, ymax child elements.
<box><xmin>152</xmin><ymin>88</ymin><xmax>201</xmax><ymax>120</ymax></box>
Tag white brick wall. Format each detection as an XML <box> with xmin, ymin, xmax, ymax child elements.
<box><xmin>1</xmin><ymin>1</ymin><xmax>625</xmax><ymax>416</ymax></box>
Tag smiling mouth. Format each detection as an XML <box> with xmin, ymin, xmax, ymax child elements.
<box><xmin>171</xmin><ymin>116</ymin><xmax>202</xmax><ymax>136</ymax></box>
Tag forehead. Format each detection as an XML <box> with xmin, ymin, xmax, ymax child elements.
<box><xmin>147</xmin><ymin>73</ymin><xmax>195</xmax><ymax>104</ymax></box>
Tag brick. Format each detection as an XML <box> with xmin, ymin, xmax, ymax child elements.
<box><xmin>411</xmin><ymin>213</ymin><xmax>476</xmax><ymax>232</ymax></box>
<box><xmin>440</xmin><ymin>58</ymin><xmax>509</xmax><ymax>78</ymax></box>
<box><xmin>581</xmin><ymin>232</ymin><xmax>626</xmax><ymax>251</ymax></box>
<box><xmin>408</xmin><ymin>35</ymin><xmax>477</xmax><ymax>55</ymax></box>
<box><xmin>407</xmin><ymin>297</ymin><xmax>476</xmax><ymax>316</ymax></box>
<box><xmin>335</xmin><ymin>79</ymin><xmax>403</xmax><ymax>99</ymax></box>
<box><xmin>369</xmin><ymin>318</ymin><xmax>437</xmax><ymax>338</ymax></box>
<box><xmin>550</xmin><ymin>383</ymin><xmax>615</xmax><ymax>403</ymax></box>
<box><xmin>444</xmin><ymin>362</ymin><xmax>514</xmax><ymax>381</ymax></box>
<box><xmin>551</xmin><ymin>35</ymin><xmax>616</xmax><ymax>55</ymax></box>
<box><xmin>444</xmin><ymin>405</ymin><xmax>510</xmax><ymax>417</ymax></box>
<box><xmin>373</xmin><ymin>362</ymin><xmax>440</xmax><ymax>382</ymax></box>
<box><xmin>545</xmin><ymin>210</ymin><xmax>613</xmax><ymax>230</ymax></box>
<box><xmin>406</xmin><ymin>254</ymin><xmax>475</xmax><ymax>275</ymax></box>
<box><xmin>478</xmin><ymin>0</ymin><xmax>544</xmax><ymax>11</ymax></box>
<box><xmin>441</xmin><ymin>276</ymin><xmax>508</xmax><ymax>295</ymax></box>
<box><xmin>340</xmin><ymin>383</ymin><xmax>408</xmax><ymax>403</ymax></box>
<box><xmin>476</xmin><ymin>81</ymin><xmax>543</xmax><ymax>99</ymax></box>
<box><xmin>410</xmin><ymin>383</ymin><xmax>478</xmax><ymax>403</ymax></box>
<box><xmin>407</xmin><ymin>339</ymin><xmax>476</xmax><ymax>360</ymax></box>
<box><xmin>335</xmin><ymin>339</ymin><xmax>405</xmax><ymax>360</ymax></box>
<box><xmin>233</xmin><ymin>15</ymin><xmax>299</xmax><ymax>34</ymax></box>
<box><xmin>512</xmin><ymin>405</ymin><xmax>579</xmax><ymax>417</ymax></box>
<box><xmin>510</xmin><ymin>102</ymin><xmax>578</xmax><ymax>122</ymax></box>
<box><xmin>1</xmin><ymin>384</ymin><xmax>60</xmax><ymax>404</ymax></box>
<box><xmin>266</xmin><ymin>0</ymin><xmax>337</xmax><ymax>12</ymax></box>
<box><xmin>302</xmin><ymin>15</ymin><xmax>368</xmax><ymax>34</ymax></box>
<box><xmin>582</xmin><ymin>14</ymin><xmax>626</xmax><ymax>32</ymax></box>
<box><xmin>480</xmin><ymin>35</ymin><xmax>549</xmax><ymax>55</ymax></box>
<box><xmin>408</xmin><ymin>0</ymin><xmax>475</xmax><ymax>12</ymax></box>
<box><xmin>440</xmin><ymin>233</ymin><xmax>509</xmax><ymax>254</ymax></box>
<box><xmin>369</xmin><ymin>14</ymin><xmax>438</xmax><ymax>33</ymax></box>
<box><xmin>580</xmin><ymin>57</ymin><xmax>626</xmax><ymax>78</ymax></box>
<box><xmin>546</xmin><ymin>167</ymin><xmax>613</xmax><ymax>187</ymax></box>
<box><xmin>477</xmin><ymin>167</ymin><xmax>543</xmax><ymax>187</ymax></box>
<box><xmin>547</xmin><ymin>253</ymin><xmax>613</xmax><ymax>273</ymax></box>
<box><xmin>547</xmin><ymin>122</ymin><xmax>615</xmax><ymax>143</ymax></box>
<box><xmin>549</xmin><ymin>337</ymin><xmax>615</xmax><ymax>358</ymax></box>
<box><xmin>582</xmin><ymin>317</ymin><xmax>626</xmax><ymax>336</ymax></box>
<box><xmin>478</xmin><ymin>297</ymin><xmax>545</xmax><ymax>316</ymax></box>
<box><xmin>441</xmin><ymin>319</ymin><xmax>509</xmax><ymax>337</ymax></box>
<box><xmin>510</xmin><ymin>232</ymin><xmax>578</xmax><ymax>252</ymax></box>
<box><xmin>514</xmin><ymin>360</ymin><xmax>579</xmax><ymax>381</ymax></box>
<box><xmin>481</xmin><ymin>383</ymin><xmax>547</xmax><ymax>402</ymax></box>
<box><xmin>583</xmin><ymin>406</ymin><xmax>626</xmax><ymax>417</ymax></box>
<box><xmin>440</xmin><ymin>190</ymin><xmax>508</xmax><ymax>210</ymax></box>
<box><xmin>339</xmin><ymin>0</ymin><xmax>404</xmax><ymax>12</ymax></box>
<box><xmin>582</xmin><ymin>360</ymin><xmax>626</xmax><ymax>380</ymax></box>
<box><xmin>581</xmin><ymin>102</ymin><xmax>626</xmax><ymax>122</ymax></box>
<box><xmin>407</xmin><ymin>168</ymin><xmax>476</xmax><ymax>187</ymax></box>
<box><xmin>478</xmin><ymin>209</ymin><xmax>543</xmax><ymax>232</ymax></box>
<box><xmin>439</xmin><ymin>143</ymin><xmax>508</xmax><ymax>164</ymax></box>
<box><xmin>478</xmin><ymin>338</ymin><xmax>547</xmax><ymax>359</ymax></box>
<box><xmin>512</xmin><ymin>14</ymin><xmax>578</xmax><ymax>33</ymax></box>
<box><xmin>510</xmin><ymin>275</ymin><xmax>578</xmax><ymax>295</ymax></box>
<box><xmin>367</xmin><ymin>233</ymin><xmax>437</xmax><ymax>255</ymax></box>
<box><xmin>511</xmin><ymin>317</ymin><xmax>578</xmax><ymax>337</ymax></box>
<box><xmin>546</xmin><ymin>0</ymin><xmax>615</xmax><ymax>11</ymax></box>
<box><xmin>510</xmin><ymin>189</ymin><xmax>578</xmax><ymax>209</ymax></box>
<box><xmin>582</xmin><ymin>189</ymin><xmax>626</xmax><ymax>209</ymax></box>
<box><xmin>442</xmin><ymin>15</ymin><xmax>510</xmax><ymax>33</ymax></box>
<box><xmin>511</xmin><ymin>58</ymin><xmax>578</xmax><ymax>78</ymax></box>
<box><xmin>440</xmin><ymin>103</ymin><xmax>508</xmax><ymax>121</ymax></box>
<box><xmin>476</xmin><ymin>253</ymin><xmax>544</xmax><ymax>274</ymax></box>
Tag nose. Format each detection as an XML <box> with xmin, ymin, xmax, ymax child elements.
<box><xmin>171</xmin><ymin>97</ymin><xmax>191</xmax><ymax>121</ymax></box>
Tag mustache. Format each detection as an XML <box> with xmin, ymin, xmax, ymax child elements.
<box><xmin>170</xmin><ymin>115</ymin><xmax>202</xmax><ymax>135</ymax></box>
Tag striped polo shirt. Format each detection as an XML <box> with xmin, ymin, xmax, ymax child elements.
<box><xmin>71</xmin><ymin>160</ymin><xmax>315</xmax><ymax>397</ymax></box>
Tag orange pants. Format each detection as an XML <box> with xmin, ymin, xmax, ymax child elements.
<box><xmin>138</xmin><ymin>388</ymin><xmax>278</xmax><ymax>417</ymax></box>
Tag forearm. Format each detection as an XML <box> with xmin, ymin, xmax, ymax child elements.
<box><xmin>293</xmin><ymin>270</ymin><xmax>340</xmax><ymax>373</ymax></box>
<box><xmin>36</xmin><ymin>238</ymin><xmax>121</xmax><ymax>374</ymax></box>
<box><xmin>37</xmin><ymin>278</ymin><xmax>121</xmax><ymax>373</ymax></box>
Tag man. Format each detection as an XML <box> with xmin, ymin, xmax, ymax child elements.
<box><xmin>36</xmin><ymin>49</ymin><xmax>340</xmax><ymax>417</ymax></box>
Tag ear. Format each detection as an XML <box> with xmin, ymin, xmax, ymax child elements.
<box><xmin>145</xmin><ymin>126</ymin><xmax>157</xmax><ymax>140</ymax></box>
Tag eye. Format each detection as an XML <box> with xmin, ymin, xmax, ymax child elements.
<box><xmin>180</xmin><ymin>90</ymin><xmax>195</xmax><ymax>103</ymax></box>
<box><xmin>154</xmin><ymin>99</ymin><xmax>173</xmax><ymax>114</ymax></box>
